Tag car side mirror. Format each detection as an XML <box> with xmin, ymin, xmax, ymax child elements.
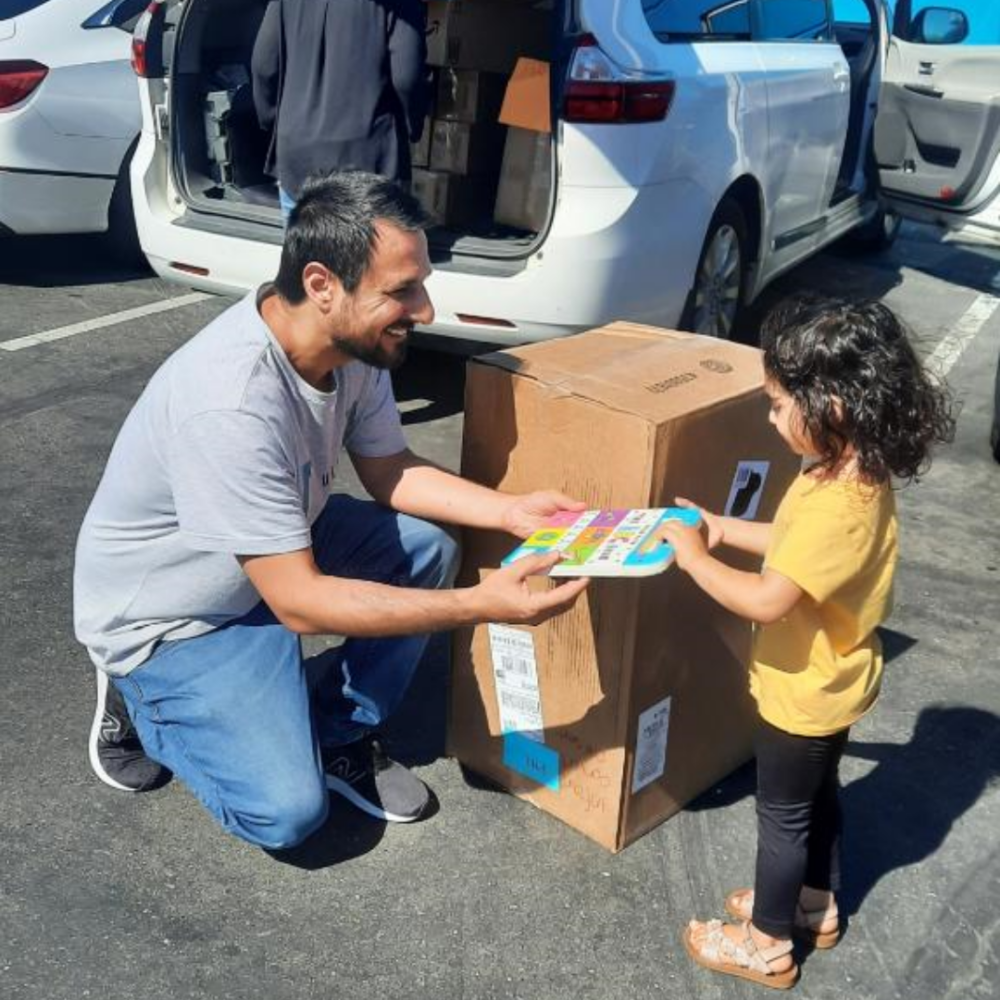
<box><xmin>911</xmin><ymin>7</ymin><xmax>970</xmax><ymax>46</ymax></box>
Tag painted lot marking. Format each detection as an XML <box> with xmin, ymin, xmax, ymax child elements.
<box><xmin>926</xmin><ymin>291</ymin><xmax>1000</xmax><ymax>379</ymax></box>
<box><xmin>0</xmin><ymin>292</ymin><xmax>213</xmax><ymax>353</ymax></box>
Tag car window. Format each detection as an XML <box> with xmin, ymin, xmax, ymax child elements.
<box><xmin>641</xmin><ymin>0</ymin><xmax>753</xmax><ymax>41</ymax></box>
<box><xmin>833</xmin><ymin>0</ymin><xmax>874</xmax><ymax>23</ymax></box>
<box><xmin>0</xmin><ymin>0</ymin><xmax>56</xmax><ymax>21</ymax></box>
<box><xmin>756</xmin><ymin>0</ymin><xmax>833</xmax><ymax>40</ymax></box>
<box><xmin>896</xmin><ymin>0</ymin><xmax>1000</xmax><ymax>45</ymax></box>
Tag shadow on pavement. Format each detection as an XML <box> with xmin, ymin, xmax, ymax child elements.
<box><xmin>840</xmin><ymin>704</ymin><xmax>1000</xmax><ymax>917</ymax></box>
<box><xmin>391</xmin><ymin>344</ymin><xmax>471</xmax><ymax>426</ymax></box>
<box><xmin>265</xmin><ymin>795</ymin><xmax>388</xmax><ymax>870</ymax></box>
<box><xmin>0</xmin><ymin>234</ymin><xmax>151</xmax><ymax>287</ymax></box>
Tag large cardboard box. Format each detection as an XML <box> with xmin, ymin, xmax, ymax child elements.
<box><xmin>493</xmin><ymin>126</ymin><xmax>551</xmax><ymax>231</ymax></box>
<box><xmin>450</xmin><ymin>326</ymin><xmax>801</xmax><ymax>852</ymax></box>
<box><xmin>430</xmin><ymin>119</ymin><xmax>506</xmax><ymax>176</ymax></box>
<box><xmin>426</xmin><ymin>0</ymin><xmax>549</xmax><ymax>74</ymax></box>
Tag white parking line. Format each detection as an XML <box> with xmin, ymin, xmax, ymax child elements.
<box><xmin>0</xmin><ymin>292</ymin><xmax>213</xmax><ymax>353</ymax></box>
<box><xmin>927</xmin><ymin>291</ymin><xmax>1000</xmax><ymax>379</ymax></box>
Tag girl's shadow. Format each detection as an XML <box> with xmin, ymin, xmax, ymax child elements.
<box><xmin>840</xmin><ymin>704</ymin><xmax>1000</xmax><ymax>916</ymax></box>
<box><xmin>687</xmin><ymin>703</ymin><xmax>1000</xmax><ymax>918</ymax></box>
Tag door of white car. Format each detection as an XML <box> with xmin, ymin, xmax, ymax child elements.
<box><xmin>875</xmin><ymin>0</ymin><xmax>1000</xmax><ymax>245</ymax></box>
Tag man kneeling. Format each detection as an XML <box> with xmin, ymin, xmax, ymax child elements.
<box><xmin>74</xmin><ymin>171</ymin><xmax>587</xmax><ymax>849</ymax></box>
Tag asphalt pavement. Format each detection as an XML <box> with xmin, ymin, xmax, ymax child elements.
<box><xmin>1</xmin><ymin>225</ymin><xmax>998</xmax><ymax>1000</ymax></box>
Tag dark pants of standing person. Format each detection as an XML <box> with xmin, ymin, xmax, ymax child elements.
<box><xmin>751</xmin><ymin>717</ymin><xmax>850</xmax><ymax>939</ymax></box>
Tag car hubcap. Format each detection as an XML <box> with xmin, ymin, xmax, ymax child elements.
<box><xmin>693</xmin><ymin>224</ymin><xmax>741</xmax><ymax>339</ymax></box>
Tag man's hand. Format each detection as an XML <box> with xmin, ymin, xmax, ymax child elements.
<box><xmin>674</xmin><ymin>497</ymin><xmax>725</xmax><ymax>549</ymax></box>
<box><xmin>500</xmin><ymin>490</ymin><xmax>587</xmax><ymax>540</ymax></box>
<box><xmin>657</xmin><ymin>519</ymin><xmax>710</xmax><ymax>573</ymax></box>
<box><xmin>470</xmin><ymin>551</ymin><xmax>589</xmax><ymax>626</ymax></box>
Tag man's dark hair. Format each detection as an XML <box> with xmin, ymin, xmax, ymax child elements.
<box><xmin>274</xmin><ymin>170</ymin><xmax>430</xmax><ymax>303</ymax></box>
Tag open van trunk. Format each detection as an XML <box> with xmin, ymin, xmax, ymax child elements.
<box><xmin>169</xmin><ymin>0</ymin><xmax>562</xmax><ymax>264</ymax></box>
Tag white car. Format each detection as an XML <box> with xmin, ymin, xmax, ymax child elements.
<box><xmin>128</xmin><ymin>0</ymin><xmax>1000</xmax><ymax>343</ymax></box>
<box><xmin>0</xmin><ymin>0</ymin><xmax>144</xmax><ymax>248</ymax></box>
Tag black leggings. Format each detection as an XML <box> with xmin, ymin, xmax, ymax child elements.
<box><xmin>751</xmin><ymin>717</ymin><xmax>850</xmax><ymax>939</ymax></box>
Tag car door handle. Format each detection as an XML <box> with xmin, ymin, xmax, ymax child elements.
<box><xmin>918</xmin><ymin>61</ymin><xmax>935</xmax><ymax>75</ymax></box>
<box><xmin>904</xmin><ymin>83</ymin><xmax>944</xmax><ymax>98</ymax></box>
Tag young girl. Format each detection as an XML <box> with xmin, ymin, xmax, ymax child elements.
<box><xmin>659</xmin><ymin>296</ymin><xmax>954</xmax><ymax>990</ymax></box>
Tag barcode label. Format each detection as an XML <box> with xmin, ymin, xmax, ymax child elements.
<box><xmin>488</xmin><ymin>624</ymin><xmax>544</xmax><ymax>743</ymax></box>
<box><xmin>632</xmin><ymin>697</ymin><xmax>672</xmax><ymax>794</ymax></box>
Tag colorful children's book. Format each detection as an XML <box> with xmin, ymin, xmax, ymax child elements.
<box><xmin>502</xmin><ymin>507</ymin><xmax>702</xmax><ymax>578</ymax></box>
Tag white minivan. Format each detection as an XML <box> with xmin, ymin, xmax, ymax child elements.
<box><xmin>128</xmin><ymin>0</ymin><xmax>1000</xmax><ymax>343</ymax></box>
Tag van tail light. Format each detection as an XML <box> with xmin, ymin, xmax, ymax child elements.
<box><xmin>0</xmin><ymin>61</ymin><xmax>48</xmax><ymax>111</ymax></box>
<box><xmin>563</xmin><ymin>35</ymin><xmax>674</xmax><ymax>124</ymax></box>
<box><xmin>132</xmin><ymin>0</ymin><xmax>166</xmax><ymax>79</ymax></box>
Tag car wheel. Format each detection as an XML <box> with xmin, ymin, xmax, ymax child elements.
<box><xmin>851</xmin><ymin>205</ymin><xmax>901</xmax><ymax>252</ymax></box>
<box><xmin>104</xmin><ymin>140</ymin><xmax>147</xmax><ymax>268</ymax></box>
<box><xmin>682</xmin><ymin>198</ymin><xmax>748</xmax><ymax>340</ymax></box>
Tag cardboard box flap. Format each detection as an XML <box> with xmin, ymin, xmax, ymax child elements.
<box><xmin>474</xmin><ymin>324</ymin><xmax>765</xmax><ymax>421</ymax></box>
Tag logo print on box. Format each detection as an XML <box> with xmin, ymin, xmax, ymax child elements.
<box><xmin>700</xmin><ymin>358</ymin><xmax>734</xmax><ymax>374</ymax></box>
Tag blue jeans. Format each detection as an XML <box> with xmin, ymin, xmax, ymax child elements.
<box><xmin>114</xmin><ymin>496</ymin><xmax>459</xmax><ymax>850</ymax></box>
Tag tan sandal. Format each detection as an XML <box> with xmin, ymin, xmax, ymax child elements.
<box><xmin>683</xmin><ymin>918</ymin><xmax>799</xmax><ymax>990</ymax></box>
<box><xmin>725</xmin><ymin>888</ymin><xmax>841</xmax><ymax>950</ymax></box>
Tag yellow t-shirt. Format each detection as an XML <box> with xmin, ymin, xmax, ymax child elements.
<box><xmin>750</xmin><ymin>472</ymin><xmax>898</xmax><ymax>737</ymax></box>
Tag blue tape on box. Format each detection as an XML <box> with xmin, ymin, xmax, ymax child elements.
<box><xmin>502</xmin><ymin>732</ymin><xmax>560</xmax><ymax>791</ymax></box>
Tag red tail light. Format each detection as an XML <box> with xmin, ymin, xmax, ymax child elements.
<box><xmin>0</xmin><ymin>60</ymin><xmax>48</xmax><ymax>111</ymax></box>
<box><xmin>132</xmin><ymin>0</ymin><xmax>166</xmax><ymax>79</ymax></box>
<box><xmin>563</xmin><ymin>36</ymin><xmax>675</xmax><ymax>125</ymax></box>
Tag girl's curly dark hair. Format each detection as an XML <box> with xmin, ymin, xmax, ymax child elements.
<box><xmin>760</xmin><ymin>295</ymin><xmax>955</xmax><ymax>485</ymax></box>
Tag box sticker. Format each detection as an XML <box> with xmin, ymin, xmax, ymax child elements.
<box><xmin>724</xmin><ymin>460</ymin><xmax>770</xmax><ymax>520</ymax></box>
<box><xmin>503</xmin><ymin>732</ymin><xmax>561</xmax><ymax>791</ymax></box>
<box><xmin>632</xmin><ymin>697</ymin><xmax>672</xmax><ymax>794</ymax></box>
<box><xmin>488</xmin><ymin>624</ymin><xmax>544</xmax><ymax>742</ymax></box>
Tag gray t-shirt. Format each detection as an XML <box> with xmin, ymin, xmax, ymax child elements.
<box><xmin>74</xmin><ymin>288</ymin><xmax>407</xmax><ymax>675</ymax></box>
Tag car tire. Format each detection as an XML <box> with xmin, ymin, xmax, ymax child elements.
<box><xmin>681</xmin><ymin>197</ymin><xmax>749</xmax><ymax>340</ymax></box>
<box><xmin>850</xmin><ymin>205</ymin><xmax>901</xmax><ymax>252</ymax></box>
<box><xmin>104</xmin><ymin>140</ymin><xmax>147</xmax><ymax>269</ymax></box>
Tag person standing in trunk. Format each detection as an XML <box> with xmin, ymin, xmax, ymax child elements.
<box><xmin>251</xmin><ymin>0</ymin><xmax>429</xmax><ymax>218</ymax></box>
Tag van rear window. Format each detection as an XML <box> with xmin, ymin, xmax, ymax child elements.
<box><xmin>0</xmin><ymin>0</ymin><xmax>56</xmax><ymax>21</ymax></box>
<box><xmin>641</xmin><ymin>0</ymin><xmax>752</xmax><ymax>41</ymax></box>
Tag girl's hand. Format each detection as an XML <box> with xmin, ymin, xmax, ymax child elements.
<box><xmin>675</xmin><ymin>497</ymin><xmax>725</xmax><ymax>550</ymax></box>
<box><xmin>658</xmin><ymin>518</ymin><xmax>710</xmax><ymax>572</ymax></box>
<box><xmin>500</xmin><ymin>490</ymin><xmax>587</xmax><ymax>540</ymax></box>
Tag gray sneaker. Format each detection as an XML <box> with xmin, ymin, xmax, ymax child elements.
<box><xmin>88</xmin><ymin>669</ymin><xmax>171</xmax><ymax>792</ymax></box>
<box><xmin>323</xmin><ymin>737</ymin><xmax>431</xmax><ymax>823</ymax></box>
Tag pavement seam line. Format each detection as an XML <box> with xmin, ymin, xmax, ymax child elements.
<box><xmin>926</xmin><ymin>290</ymin><xmax>1000</xmax><ymax>379</ymax></box>
<box><xmin>0</xmin><ymin>292</ymin><xmax>214</xmax><ymax>353</ymax></box>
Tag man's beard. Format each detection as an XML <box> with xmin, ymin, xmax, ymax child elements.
<box><xmin>333</xmin><ymin>329</ymin><xmax>409</xmax><ymax>370</ymax></box>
